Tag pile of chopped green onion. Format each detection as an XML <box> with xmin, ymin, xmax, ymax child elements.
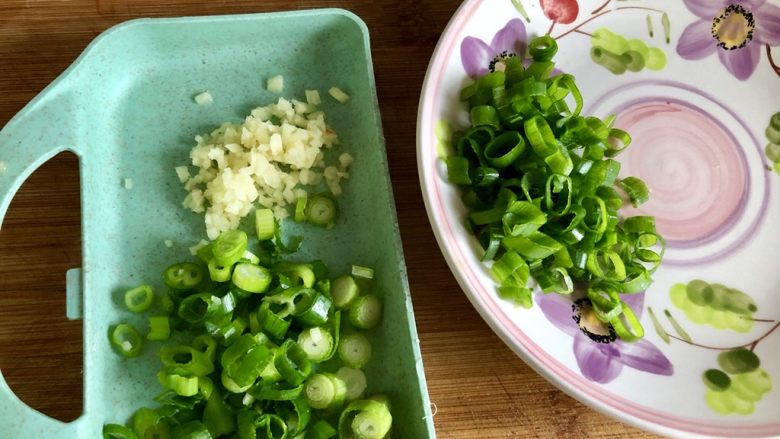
<box><xmin>446</xmin><ymin>35</ymin><xmax>664</xmax><ymax>342</ymax></box>
<box><xmin>104</xmin><ymin>209</ymin><xmax>389</xmax><ymax>439</ymax></box>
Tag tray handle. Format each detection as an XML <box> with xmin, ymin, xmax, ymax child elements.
<box><xmin>0</xmin><ymin>81</ymin><xmax>82</xmax><ymax>436</ymax></box>
<box><xmin>0</xmin><ymin>85</ymin><xmax>80</xmax><ymax>225</ymax></box>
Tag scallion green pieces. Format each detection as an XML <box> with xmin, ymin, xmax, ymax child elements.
<box><xmin>255</xmin><ymin>208</ymin><xmax>276</xmax><ymax>241</ymax></box>
<box><xmin>349</xmin><ymin>295</ymin><xmax>383</xmax><ymax>329</ymax></box>
<box><xmin>294</xmin><ymin>289</ymin><xmax>333</xmax><ymax>327</ymax></box>
<box><xmin>213</xmin><ymin>229</ymin><xmax>248</xmax><ymax>267</ymax></box>
<box><xmin>445</xmin><ymin>34</ymin><xmax>663</xmax><ymax>342</ymax></box>
<box><xmin>203</xmin><ymin>390</ymin><xmax>235</xmax><ymax>437</ymax></box>
<box><xmin>251</xmin><ymin>414</ymin><xmax>287</xmax><ymax>439</ymax></box>
<box><xmin>484</xmin><ymin>131</ymin><xmax>526</xmax><ymax>168</ymax></box>
<box><xmin>192</xmin><ymin>334</ymin><xmax>218</xmax><ymax>361</ymax></box>
<box><xmin>332</xmin><ymin>274</ymin><xmax>360</xmax><ymax>310</ymax></box>
<box><xmin>338</xmin><ymin>333</ymin><xmax>372</xmax><ymax>369</ymax></box>
<box><xmin>103</xmin><ymin>423</ymin><xmax>139</xmax><ymax>439</ymax></box>
<box><xmin>110</xmin><ymin>324</ymin><xmax>144</xmax><ymax>358</ymax></box>
<box><xmin>274</xmin><ymin>262</ymin><xmax>316</xmax><ymax>288</ymax></box>
<box><xmin>619</xmin><ymin>176</ymin><xmax>650</xmax><ymax>207</ymax></box>
<box><xmin>257</xmin><ymin>301</ymin><xmax>292</xmax><ymax>341</ymax></box>
<box><xmin>336</xmin><ymin>367</ymin><xmax>367</xmax><ymax>401</ymax></box>
<box><xmin>207</xmin><ymin>258</ymin><xmax>232</xmax><ymax>282</ymax></box>
<box><xmin>275</xmin><ymin>339</ymin><xmax>312</xmax><ymax>386</ymax></box>
<box><xmin>220</xmin><ymin>334</ymin><xmax>273</xmax><ymax>388</ymax></box>
<box><xmin>163</xmin><ymin>262</ymin><xmax>204</xmax><ymax>290</ymax></box>
<box><xmin>298</xmin><ymin>327</ymin><xmax>335</xmax><ymax>362</ymax></box>
<box><xmin>305</xmin><ymin>194</ymin><xmax>338</xmax><ymax>228</ymax></box>
<box><xmin>306</xmin><ymin>420</ymin><xmax>337</xmax><ymax>439</ymax></box>
<box><xmin>351</xmin><ymin>265</ymin><xmax>374</xmax><ymax>281</ymax></box>
<box><xmin>171</xmin><ymin>420</ymin><xmax>211</xmax><ymax>439</ymax></box>
<box><xmin>338</xmin><ymin>398</ymin><xmax>393</xmax><ymax>439</ymax></box>
<box><xmin>248</xmin><ymin>380</ymin><xmax>303</xmax><ymax>401</ymax></box>
<box><xmin>159</xmin><ymin>344</ymin><xmax>214</xmax><ymax>377</ymax></box>
<box><xmin>104</xmin><ymin>230</ymin><xmax>391</xmax><ymax>437</ymax></box>
<box><xmin>529</xmin><ymin>35</ymin><xmax>558</xmax><ymax>61</ymax></box>
<box><xmin>305</xmin><ymin>373</ymin><xmax>347</xmax><ymax>410</ymax></box>
<box><xmin>295</xmin><ymin>195</ymin><xmax>308</xmax><ymax>223</ymax></box>
<box><xmin>158</xmin><ymin>372</ymin><xmax>199</xmax><ymax>397</ymax></box>
<box><xmin>178</xmin><ymin>293</ymin><xmax>222</xmax><ymax>324</ymax></box>
<box><xmin>351</xmin><ymin>265</ymin><xmax>374</xmax><ymax>295</ymax></box>
<box><xmin>147</xmin><ymin>316</ymin><xmax>170</xmax><ymax>341</ymax></box>
<box><xmin>446</xmin><ymin>156</ymin><xmax>472</xmax><ymax>184</ymax></box>
<box><xmin>232</xmin><ymin>263</ymin><xmax>273</xmax><ymax>294</ymax></box>
<box><xmin>124</xmin><ymin>284</ymin><xmax>155</xmax><ymax>313</ymax></box>
<box><xmin>131</xmin><ymin>407</ymin><xmax>169</xmax><ymax>438</ymax></box>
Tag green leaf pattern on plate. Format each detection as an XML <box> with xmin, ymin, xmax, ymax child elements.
<box><xmin>704</xmin><ymin>365</ymin><xmax>772</xmax><ymax>415</ymax></box>
<box><xmin>765</xmin><ymin>111</ymin><xmax>780</xmax><ymax>174</ymax></box>
<box><xmin>661</xmin><ymin>281</ymin><xmax>777</xmax><ymax>415</ymax></box>
<box><xmin>434</xmin><ymin>119</ymin><xmax>454</xmax><ymax>160</ymax></box>
<box><xmin>669</xmin><ymin>281</ymin><xmax>755</xmax><ymax>333</ymax></box>
<box><xmin>590</xmin><ymin>28</ymin><xmax>667</xmax><ymax>74</ymax></box>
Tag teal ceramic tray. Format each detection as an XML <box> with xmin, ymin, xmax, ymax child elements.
<box><xmin>0</xmin><ymin>9</ymin><xmax>434</xmax><ymax>438</ymax></box>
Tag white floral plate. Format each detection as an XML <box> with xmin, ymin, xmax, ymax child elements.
<box><xmin>417</xmin><ymin>0</ymin><xmax>780</xmax><ymax>437</ymax></box>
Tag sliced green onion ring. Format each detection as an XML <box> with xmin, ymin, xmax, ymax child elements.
<box><xmin>164</xmin><ymin>262</ymin><xmax>204</xmax><ymax>290</ymax></box>
<box><xmin>124</xmin><ymin>284</ymin><xmax>154</xmax><ymax>313</ymax></box>
<box><xmin>110</xmin><ymin>324</ymin><xmax>144</xmax><ymax>358</ymax></box>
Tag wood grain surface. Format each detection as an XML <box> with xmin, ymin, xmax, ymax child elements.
<box><xmin>0</xmin><ymin>1</ymin><xmax>656</xmax><ymax>437</ymax></box>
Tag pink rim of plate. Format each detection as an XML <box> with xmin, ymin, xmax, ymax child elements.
<box><xmin>416</xmin><ymin>0</ymin><xmax>780</xmax><ymax>437</ymax></box>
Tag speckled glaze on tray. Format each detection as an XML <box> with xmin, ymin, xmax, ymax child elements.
<box><xmin>0</xmin><ymin>9</ymin><xmax>434</xmax><ymax>438</ymax></box>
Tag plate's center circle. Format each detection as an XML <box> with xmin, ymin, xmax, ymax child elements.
<box><xmin>616</xmin><ymin>99</ymin><xmax>748</xmax><ymax>244</ymax></box>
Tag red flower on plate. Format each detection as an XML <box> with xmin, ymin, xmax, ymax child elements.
<box><xmin>540</xmin><ymin>0</ymin><xmax>579</xmax><ymax>24</ymax></box>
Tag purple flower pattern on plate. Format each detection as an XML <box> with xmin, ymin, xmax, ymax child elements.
<box><xmin>537</xmin><ymin>291</ymin><xmax>674</xmax><ymax>383</ymax></box>
<box><xmin>460</xmin><ymin>18</ymin><xmax>527</xmax><ymax>78</ymax></box>
<box><xmin>677</xmin><ymin>0</ymin><xmax>780</xmax><ymax>80</ymax></box>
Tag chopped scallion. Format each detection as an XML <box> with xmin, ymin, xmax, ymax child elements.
<box><xmin>147</xmin><ymin>316</ymin><xmax>171</xmax><ymax>341</ymax></box>
<box><xmin>338</xmin><ymin>333</ymin><xmax>372</xmax><ymax>369</ymax></box>
<box><xmin>444</xmin><ymin>35</ymin><xmax>664</xmax><ymax>342</ymax></box>
<box><xmin>305</xmin><ymin>194</ymin><xmax>337</xmax><ymax>228</ymax></box>
<box><xmin>110</xmin><ymin>324</ymin><xmax>144</xmax><ymax>358</ymax></box>
<box><xmin>348</xmin><ymin>294</ymin><xmax>383</xmax><ymax>330</ymax></box>
<box><xmin>104</xmin><ymin>231</ymin><xmax>392</xmax><ymax>436</ymax></box>
<box><xmin>332</xmin><ymin>274</ymin><xmax>360</xmax><ymax>310</ymax></box>
<box><xmin>124</xmin><ymin>284</ymin><xmax>155</xmax><ymax>313</ymax></box>
<box><xmin>255</xmin><ymin>208</ymin><xmax>276</xmax><ymax>241</ymax></box>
